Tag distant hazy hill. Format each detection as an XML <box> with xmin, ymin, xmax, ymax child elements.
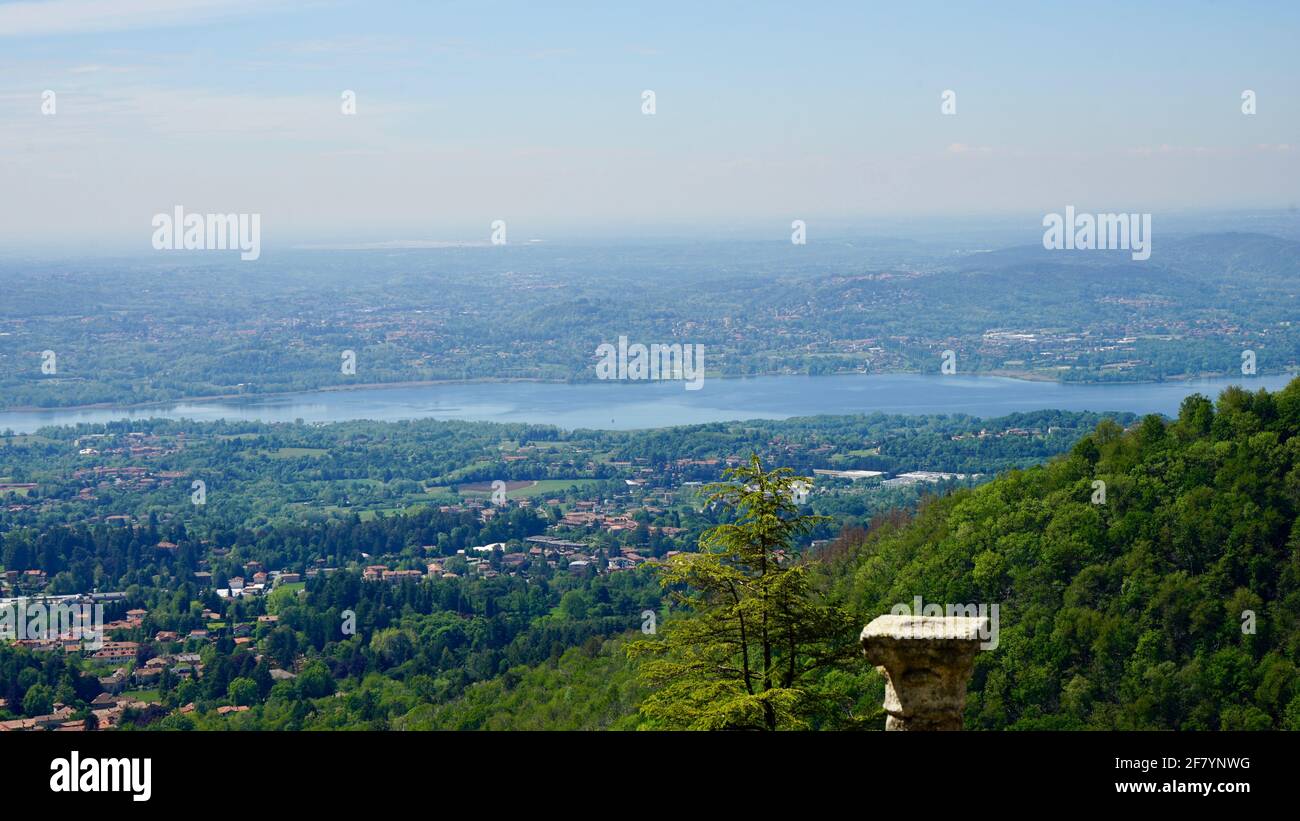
<box><xmin>1</xmin><ymin>231</ymin><xmax>1296</xmax><ymax>409</ymax></box>
<box><xmin>1158</xmin><ymin>232</ymin><xmax>1300</xmax><ymax>282</ymax></box>
<box><xmin>955</xmin><ymin>231</ymin><xmax>1300</xmax><ymax>280</ymax></box>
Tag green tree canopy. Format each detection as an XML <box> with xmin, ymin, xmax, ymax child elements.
<box><xmin>628</xmin><ymin>455</ymin><xmax>864</xmax><ymax>730</ymax></box>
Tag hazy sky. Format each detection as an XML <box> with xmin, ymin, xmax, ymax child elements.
<box><xmin>1</xmin><ymin>0</ymin><xmax>1297</xmax><ymax>249</ymax></box>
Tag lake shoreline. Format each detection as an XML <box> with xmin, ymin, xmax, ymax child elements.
<box><xmin>6</xmin><ymin>368</ymin><xmax>1294</xmax><ymax>415</ymax></box>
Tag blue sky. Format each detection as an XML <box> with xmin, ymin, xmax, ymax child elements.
<box><xmin>1</xmin><ymin>0</ymin><xmax>1297</xmax><ymax>248</ymax></box>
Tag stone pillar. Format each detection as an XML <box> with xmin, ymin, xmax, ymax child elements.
<box><xmin>860</xmin><ymin>615</ymin><xmax>987</xmax><ymax>731</ymax></box>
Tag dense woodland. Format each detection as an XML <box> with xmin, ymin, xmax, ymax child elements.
<box><xmin>819</xmin><ymin>379</ymin><xmax>1300</xmax><ymax>729</ymax></box>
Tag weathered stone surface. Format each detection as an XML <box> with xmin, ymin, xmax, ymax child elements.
<box><xmin>860</xmin><ymin>615</ymin><xmax>988</xmax><ymax>731</ymax></box>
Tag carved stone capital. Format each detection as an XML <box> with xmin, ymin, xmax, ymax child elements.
<box><xmin>860</xmin><ymin>615</ymin><xmax>987</xmax><ymax>731</ymax></box>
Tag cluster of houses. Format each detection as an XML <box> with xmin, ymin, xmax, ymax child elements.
<box><xmin>215</xmin><ymin>569</ymin><xmax>301</xmax><ymax>599</ymax></box>
<box><xmin>1</xmin><ymin>642</ymin><xmax>297</xmax><ymax>731</ymax></box>
<box><xmin>522</xmin><ymin>536</ymin><xmax>657</xmax><ymax>574</ymax></box>
<box><xmin>0</xmin><ymin>699</ymin><xmax>144</xmax><ymax>732</ymax></box>
<box><xmin>70</xmin><ymin>465</ymin><xmax>189</xmax><ymax>494</ymax></box>
<box><xmin>362</xmin><ymin>566</ymin><xmax>424</xmax><ymax>583</ymax></box>
<box><xmin>0</xmin><ymin>606</ymin><xmax>301</xmax><ymax>731</ymax></box>
<box><xmin>2</xmin><ymin>568</ymin><xmax>50</xmax><ymax>594</ymax></box>
<box><xmin>949</xmin><ymin>426</ymin><xmax>1061</xmax><ymax>441</ymax></box>
<box><xmin>0</xmin><ymin>592</ymin><xmax>130</xmax><ymax>650</ymax></box>
<box><xmin>74</xmin><ymin>431</ymin><xmax>181</xmax><ymax>460</ymax></box>
<box><xmin>554</xmin><ymin>500</ymin><xmax>684</xmax><ymax>538</ymax></box>
<box><xmin>0</xmin><ymin>640</ymin><xmax>193</xmax><ymax>732</ymax></box>
<box><xmin>347</xmin><ymin>534</ymin><xmax>662</xmax><ymax>584</ymax></box>
<box><xmin>97</xmin><ymin>648</ymin><xmax>203</xmax><ymax>690</ymax></box>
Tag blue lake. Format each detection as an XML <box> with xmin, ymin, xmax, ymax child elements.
<box><xmin>0</xmin><ymin>372</ymin><xmax>1294</xmax><ymax>434</ymax></box>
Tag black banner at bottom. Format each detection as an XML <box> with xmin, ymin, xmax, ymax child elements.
<box><xmin>0</xmin><ymin>730</ymin><xmax>1281</xmax><ymax>809</ymax></box>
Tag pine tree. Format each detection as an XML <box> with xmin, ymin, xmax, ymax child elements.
<box><xmin>628</xmin><ymin>455</ymin><xmax>861</xmax><ymax>729</ymax></box>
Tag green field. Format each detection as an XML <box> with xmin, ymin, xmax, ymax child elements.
<box><xmin>0</xmin><ymin>435</ymin><xmax>57</xmax><ymax>446</ymax></box>
<box><xmin>514</xmin><ymin>479</ymin><xmax>600</xmax><ymax>498</ymax></box>
<box><xmin>270</xmin><ymin>447</ymin><xmax>329</xmax><ymax>459</ymax></box>
<box><xmin>458</xmin><ymin>478</ymin><xmax>600</xmax><ymax>499</ymax></box>
<box><xmin>413</xmin><ymin>486</ymin><xmax>458</xmax><ymax>500</ymax></box>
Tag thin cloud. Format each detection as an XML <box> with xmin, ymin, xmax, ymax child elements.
<box><xmin>272</xmin><ymin>35</ymin><xmax>419</xmax><ymax>56</ymax></box>
<box><xmin>0</xmin><ymin>0</ymin><xmax>273</xmax><ymax>37</ymax></box>
<box><xmin>68</xmin><ymin>63</ymin><xmax>137</xmax><ymax>74</ymax></box>
<box><xmin>1123</xmin><ymin>144</ymin><xmax>1221</xmax><ymax>157</ymax></box>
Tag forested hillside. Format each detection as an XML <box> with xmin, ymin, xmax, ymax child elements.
<box><xmin>824</xmin><ymin>377</ymin><xmax>1300</xmax><ymax>729</ymax></box>
<box><xmin>440</xmin><ymin>379</ymin><xmax>1300</xmax><ymax>729</ymax></box>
